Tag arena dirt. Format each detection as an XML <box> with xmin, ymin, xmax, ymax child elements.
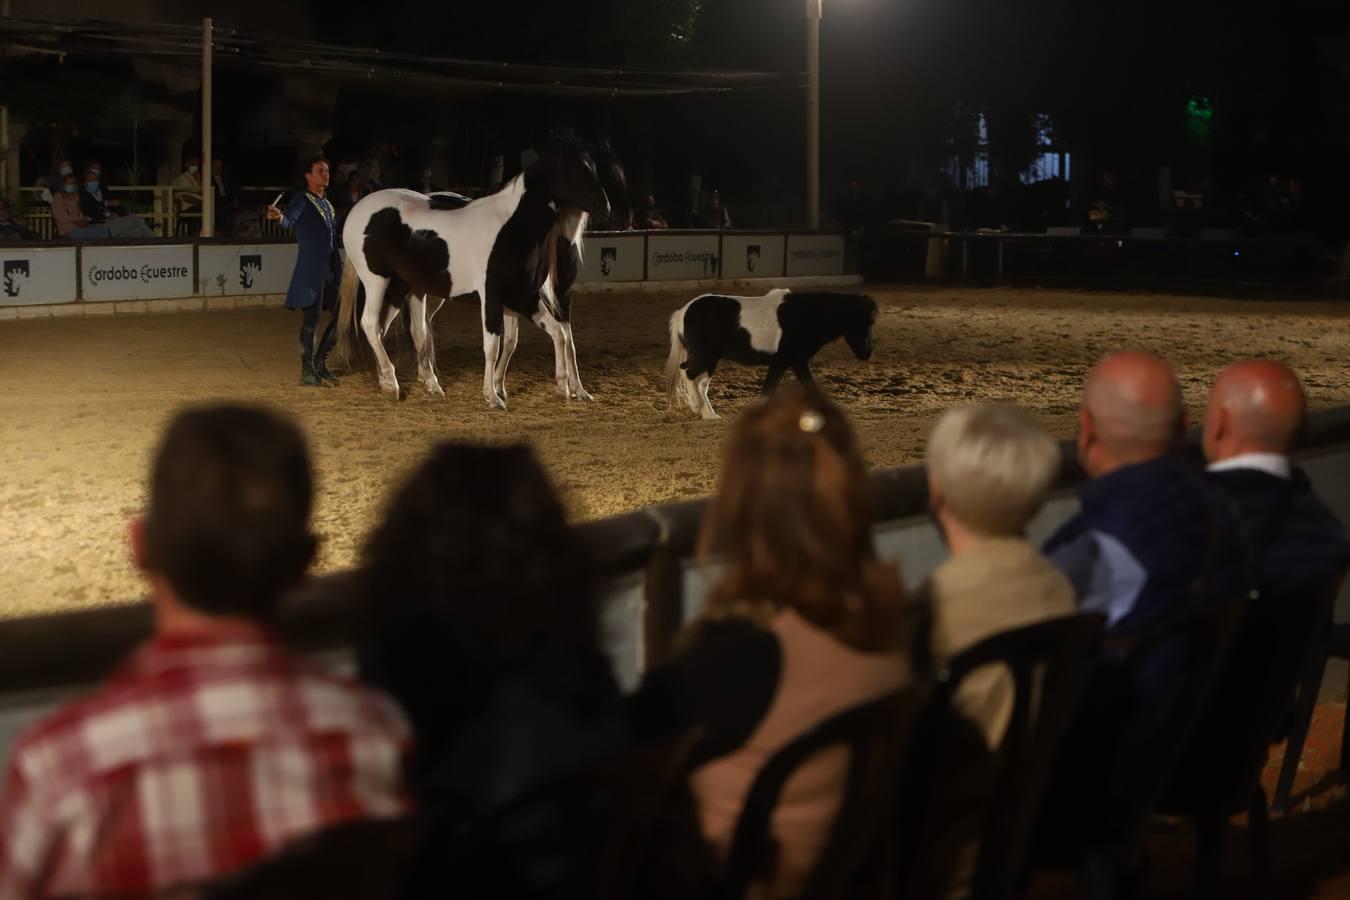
<box><xmin>3</xmin><ymin>284</ymin><xmax>1348</xmax><ymax>617</ymax></box>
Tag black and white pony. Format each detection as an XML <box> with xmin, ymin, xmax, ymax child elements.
<box><xmin>334</xmin><ymin>134</ymin><xmax>611</xmax><ymax>408</ymax></box>
<box><xmin>664</xmin><ymin>288</ymin><xmax>878</xmax><ymax>419</ymax></box>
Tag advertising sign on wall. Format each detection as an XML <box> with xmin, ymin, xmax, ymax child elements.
<box><xmin>721</xmin><ymin>234</ymin><xmax>786</xmax><ymax>279</ymax></box>
<box><xmin>577</xmin><ymin>235</ymin><xmax>645</xmax><ymax>283</ymax></box>
<box><xmin>81</xmin><ymin>244</ymin><xmax>195</xmax><ymax>301</ymax></box>
<box><xmin>198</xmin><ymin>244</ymin><xmax>300</xmax><ymax>297</ymax></box>
<box><xmin>0</xmin><ymin>247</ymin><xmax>79</xmax><ymax>306</ymax></box>
<box><xmin>647</xmin><ymin>234</ymin><xmax>721</xmax><ymax>281</ymax></box>
<box><xmin>785</xmin><ymin>234</ymin><xmax>845</xmax><ymax>277</ymax></box>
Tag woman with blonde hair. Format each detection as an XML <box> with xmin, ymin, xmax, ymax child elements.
<box><xmin>628</xmin><ymin>386</ymin><xmax>920</xmax><ymax>898</ymax></box>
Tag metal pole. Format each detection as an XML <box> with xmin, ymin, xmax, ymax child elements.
<box><xmin>1</xmin><ymin>0</ymin><xmax>10</xmax><ymax>197</ymax></box>
<box><xmin>806</xmin><ymin>0</ymin><xmax>821</xmax><ymax>230</ymax></box>
<box><xmin>201</xmin><ymin>17</ymin><xmax>214</xmax><ymax>238</ymax></box>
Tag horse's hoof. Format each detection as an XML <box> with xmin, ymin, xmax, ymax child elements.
<box><xmin>701</xmin><ymin>409</ymin><xmax>721</xmax><ymax>421</ymax></box>
<box><xmin>484</xmin><ymin>395</ymin><xmax>507</xmax><ymax>411</ymax></box>
<box><xmin>425</xmin><ymin>382</ymin><xmax>446</xmax><ymax>398</ymax></box>
<box><xmin>572</xmin><ymin>387</ymin><xmax>594</xmax><ymax>402</ymax></box>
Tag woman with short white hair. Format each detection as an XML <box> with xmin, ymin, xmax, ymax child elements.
<box><xmin>921</xmin><ymin>400</ymin><xmax>1075</xmax><ymax>746</ymax></box>
<box><xmin>914</xmin><ymin>401</ymin><xmax>1077</xmax><ymax>900</ymax></box>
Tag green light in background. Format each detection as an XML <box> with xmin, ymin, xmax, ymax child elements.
<box><xmin>1186</xmin><ymin>95</ymin><xmax>1213</xmax><ymax>144</ymax></box>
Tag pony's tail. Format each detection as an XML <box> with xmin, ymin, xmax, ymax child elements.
<box><xmin>665</xmin><ymin>306</ymin><xmax>689</xmax><ymax>410</ymax></box>
<box><xmin>332</xmin><ymin>256</ymin><xmax>361</xmax><ymax>370</ymax></box>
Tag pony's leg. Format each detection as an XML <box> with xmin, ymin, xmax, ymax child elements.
<box><xmin>559</xmin><ymin>319</ymin><xmax>593</xmax><ymax>401</ymax></box>
<box><xmin>693</xmin><ymin>372</ymin><xmax>719</xmax><ymax>420</ymax></box>
<box><xmin>493</xmin><ymin>313</ymin><xmax>521</xmax><ymax>401</ymax></box>
<box><xmin>358</xmin><ymin>274</ymin><xmax>399</xmax><ymax>397</ymax></box>
<box><xmin>791</xmin><ymin>362</ymin><xmax>816</xmax><ymax>387</ymax></box>
<box><xmin>380</xmin><ymin>303</ymin><xmax>401</xmax><ymax>338</ymax></box>
<box><xmin>480</xmin><ymin>297</ymin><xmax>507</xmax><ymax>410</ymax></box>
<box><xmin>532</xmin><ymin>310</ymin><xmax>572</xmax><ymax>398</ymax></box>
<box><xmin>408</xmin><ymin>294</ymin><xmax>444</xmax><ymax>398</ymax></box>
<box><xmin>762</xmin><ymin>362</ymin><xmax>788</xmax><ymax>395</ymax></box>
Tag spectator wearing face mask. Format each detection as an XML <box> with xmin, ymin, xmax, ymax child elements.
<box><xmin>81</xmin><ymin>167</ymin><xmax>156</xmax><ymax>239</ymax></box>
<box><xmin>50</xmin><ymin>173</ymin><xmax>112</xmax><ymax>240</ymax></box>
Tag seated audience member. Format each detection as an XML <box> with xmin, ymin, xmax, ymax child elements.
<box><xmin>636</xmin><ymin>193</ymin><xmax>669</xmax><ymax>229</ymax></box>
<box><xmin>0</xmin><ymin>405</ymin><xmax>412</xmax><ymax>900</ymax></box>
<box><xmin>174</xmin><ymin>155</ymin><xmax>204</xmax><ymax>213</ymax></box>
<box><xmin>0</xmin><ymin>200</ymin><xmax>32</xmax><ymax>241</ymax></box>
<box><xmin>1202</xmin><ymin>359</ymin><xmax>1350</xmax><ymax>588</ymax></box>
<box><xmin>1043</xmin><ymin>350</ymin><xmax>1251</xmax><ymax>632</ymax></box>
<box><xmin>50</xmin><ymin>173</ymin><xmax>112</xmax><ymax>239</ymax></box>
<box><xmin>919</xmin><ymin>402</ymin><xmax>1075</xmax><ymax>746</ymax></box>
<box><xmin>628</xmin><ymin>387</ymin><xmax>918</xmax><ymax>898</ymax></box>
<box><xmin>356</xmin><ymin>443</ymin><xmax>646</xmax><ymax>898</ymax></box>
<box><xmin>81</xmin><ymin>166</ymin><xmax>156</xmax><ymax>239</ymax></box>
<box><xmin>911</xmin><ymin>402</ymin><xmax>1073</xmax><ymax>900</ymax></box>
<box><xmin>1033</xmin><ymin>352</ymin><xmax>1253</xmax><ymax>869</ymax></box>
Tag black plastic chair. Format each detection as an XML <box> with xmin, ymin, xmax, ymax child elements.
<box><xmin>1160</xmin><ymin>569</ymin><xmax>1346</xmax><ymax>897</ymax></box>
<box><xmin>1271</xmin><ymin>592</ymin><xmax>1350</xmax><ymax>814</ymax></box>
<box><xmin>720</xmin><ymin>686</ymin><xmax>930</xmax><ymax>900</ymax></box>
<box><xmin>1030</xmin><ymin>594</ymin><xmax>1246</xmax><ymax>900</ymax></box>
<box><xmin>404</xmin><ymin>730</ymin><xmax>721</xmax><ymax>900</ymax></box>
<box><xmin>894</xmin><ymin>613</ymin><xmax>1107</xmax><ymax>900</ymax></box>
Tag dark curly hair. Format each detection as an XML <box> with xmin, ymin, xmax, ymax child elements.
<box><xmin>355</xmin><ymin>442</ymin><xmax>617</xmax><ymax>783</ymax></box>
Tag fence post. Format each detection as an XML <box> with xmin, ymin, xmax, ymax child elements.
<box><xmin>997</xmin><ymin>236</ymin><xmax>1005</xmax><ymax>279</ymax></box>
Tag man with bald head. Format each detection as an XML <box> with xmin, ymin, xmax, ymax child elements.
<box><xmin>1203</xmin><ymin>359</ymin><xmax>1349</xmax><ymax>589</ymax></box>
<box><xmin>1043</xmin><ymin>351</ymin><xmax>1252</xmax><ymax>631</ymax></box>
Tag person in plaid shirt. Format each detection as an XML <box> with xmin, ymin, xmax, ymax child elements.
<box><xmin>0</xmin><ymin>405</ymin><xmax>413</xmax><ymax>900</ymax></box>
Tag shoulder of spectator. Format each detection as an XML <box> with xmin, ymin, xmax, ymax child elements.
<box><xmin>625</xmin><ymin>615</ymin><xmax>780</xmax><ymax>762</ymax></box>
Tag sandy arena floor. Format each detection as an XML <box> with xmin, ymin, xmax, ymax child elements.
<box><xmin>3</xmin><ymin>284</ymin><xmax>1348</xmax><ymax>617</ymax></box>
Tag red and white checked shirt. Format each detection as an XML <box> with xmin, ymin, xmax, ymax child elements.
<box><xmin>0</xmin><ymin>629</ymin><xmax>413</xmax><ymax>900</ymax></box>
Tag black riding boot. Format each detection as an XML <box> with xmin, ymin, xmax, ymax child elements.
<box><xmin>314</xmin><ymin>317</ymin><xmax>341</xmax><ymax>385</ymax></box>
<box><xmin>299</xmin><ymin>324</ymin><xmax>321</xmax><ymax>386</ymax></box>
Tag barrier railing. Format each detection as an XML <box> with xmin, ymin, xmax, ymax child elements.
<box><xmin>3</xmin><ymin>405</ymin><xmax>1349</xmax><ymax>702</ymax></box>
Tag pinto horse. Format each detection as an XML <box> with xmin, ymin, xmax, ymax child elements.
<box><xmin>334</xmin><ymin>134</ymin><xmax>610</xmax><ymax>408</ymax></box>
<box><xmin>664</xmin><ymin>288</ymin><xmax>877</xmax><ymax>419</ymax></box>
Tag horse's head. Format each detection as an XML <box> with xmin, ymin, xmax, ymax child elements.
<box><xmin>528</xmin><ymin>131</ymin><xmax>611</xmax><ymax>220</ymax></box>
<box><xmin>844</xmin><ymin>295</ymin><xmax>878</xmax><ymax>361</ymax></box>
<box><xmin>588</xmin><ymin>139</ymin><xmax>632</xmax><ymax>229</ymax></box>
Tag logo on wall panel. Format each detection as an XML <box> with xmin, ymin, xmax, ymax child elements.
<box><xmin>240</xmin><ymin>254</ymin><xmax>263</xmax><ymax>290</ymax></box>
<box><xmin>3</xmin><ymin>260</ymin><xmax>30</xmax><ymax>298</ymax></box>
<box><xmin>600</xmin><ymin>247</ymin><xmax>617</xmax><ymax>276</ymax></box>
<box><xmin>746</xmin><ymin>245</ymin><xmax>761</xmax><ymax>273</ymax></box>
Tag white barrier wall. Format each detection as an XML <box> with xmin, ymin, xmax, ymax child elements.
<box><xmin>0</xmin><ymin>231</ymin><xmax>847</xmax><ymax>309</ymax></box>
<box><xmin>198</xmin><ymin>243</ymin><xmax>300</xmax><ymax>297</ymax></box>
<box><xmin>0</xmin><ymin>247</ymin><xmax>79</xmax><ymax>306</ymax></box>
<box><xmin>82</xmin><ymin>244</ymin><xmax>195</xmax><ymax>301</ymax></box>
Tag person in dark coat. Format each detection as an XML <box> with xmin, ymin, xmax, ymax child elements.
<box><xmin>1202</xmin><ymin>359</ymin><xmax>1350</xmax><ymax>589</ymax></box>
<box><xmin>266</xmin><ymin>157</ymin><xmax>342</xmax><ymax>387</ymax></box>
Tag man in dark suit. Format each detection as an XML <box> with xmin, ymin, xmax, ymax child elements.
<box><xmin>1202</xmin><ymin>359</ymin><xmax>1350</xmax><ymax>588</ymax></box>
<box><xmin>267</xmin><ymin>157</ymin><xmax>341</xmax><ymax>387</ymax></box>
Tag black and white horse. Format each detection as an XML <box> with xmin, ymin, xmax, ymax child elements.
<box><xmin>664</xmin><ymin>288</ymin><xmax>877</xmax><ymax>419</ymax></box>
<box><xmin>334</xmin><ymin>134</ymin><xmax>610</xmax><ymax>408</ymax></box>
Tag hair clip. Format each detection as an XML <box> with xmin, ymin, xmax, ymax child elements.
<box><xmin>799</xmin><ymin>411</ymin><xmax>825</xmax><ymax>433</ymax></box>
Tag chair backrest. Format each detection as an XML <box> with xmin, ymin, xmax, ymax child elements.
<box><xmin>721</xmin><ymin>686</ymin><xmax>930</xmax><ymax>900</ymax></box>
<box><xmin>402</xmin><ymin>730</ymin><xmax>719</xmax><ymax>900</ymax></box>
<box><xmin>1162</xmin><ymin>568</ymin><xmax>1347</xmax><ymax>815</ymax></box>
<box><xmin>1094</xmin><ymin>592</ymin><xmax>1247</xmax><ymax>837</ymax></box>
<box><xmin>896</xmin><ymin>613</ymin><xmax>1106</xmax><ymax>900</ymax></box>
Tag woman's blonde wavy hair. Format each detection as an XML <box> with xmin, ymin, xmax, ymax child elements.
<box><xmin>695</xmin><ymin>386</ymin><xmax>907</xmax><ymax>652</ymax></box>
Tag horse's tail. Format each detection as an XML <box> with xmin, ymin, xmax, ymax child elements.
<box><xmin>664</xmin><ymin>305</ymin><xmax>689</xmax><ymax>409</ymax></box>
<box><xmin>332</xmin><ymin>255</ymin><xmax>361</xmax><ymax>370</ymax></box>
